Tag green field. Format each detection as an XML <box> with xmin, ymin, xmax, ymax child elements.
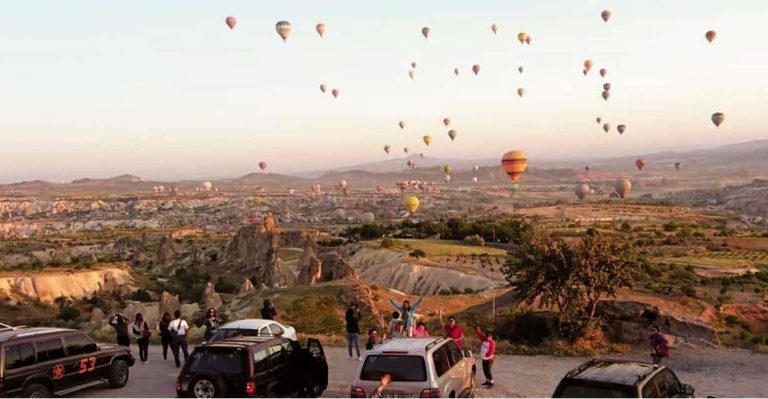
<box><xmin>369</xmin><ymin>238</ymin><xmax>507</xmax><ymax>257</ymax></box>
<box><xmin>657</xmin><ymin>256</ymin><xmax>754</xmax><ymax>269</ymax></box>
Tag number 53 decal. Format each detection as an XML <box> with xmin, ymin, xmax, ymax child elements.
<box><xmin>79</xmin><ymin>356</ymin><xmax>96</xmax><ymax>373</ymax></box>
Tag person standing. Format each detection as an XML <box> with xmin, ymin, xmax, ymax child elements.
<box><xmin>109</xmin><ymin>314</ymin><xmax>130</xmax><ymax>347</ymax></box>
<box><xmin>130</xmin><ymin>313</ymin><xmax>151</xmax><ymax>364</ymax></box>
<box><xmin>168</xmin><ymin>310</ymin><xmax>190</xmax><ymax>368</ymax></box>
<box><xmin>345</xmin><ymin>303</ymin><xmax>361</xmax><ymax>359</ymax></box>
<box><xmin>389</xmin><ymin>297</ymin><xmax>423</xmax><ymax>337</ymax></box>
<box><xmin>202</xmin><ymin>308</ymin><xmax>219</xmax><ymax>341</ymax></box>
<box><xmin>158</xmin><ymin>312</ymin><xmax>172</xmax><ymax>361</ymax></box>
<box><xmin>649</xmin><ymin>325</ymin><xmax>670</xmax><ymax>365</ymax></box>
<box><xmin>260</xmin><ymin>299</ymin><xmax>277</xmax><ymax>320</ymax></box>
<box><xmin>441</xmin><ymin>314</ymin><xmax>464</xmax><ymax>348</ymax></box>
<box><xmin>388</xmin><ymin>311</ymin><xmax>404</xmax><ymax>339</ymax></box>
<box><xmin>365</xmin><ymin>327</ymin><xmax>379</xmax><ymax>351</ymax></box>
<box><xmin>476</xmin><ymin>326</ymin><xmax>496</xmax><ymax>387</ymax></box>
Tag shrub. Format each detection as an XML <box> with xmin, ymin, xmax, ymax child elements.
<box><xmin>438</xmin><ymin>288</ymin><xmax>452</xmax><ymax>296</ymax></box>
<box><xmin>131</xmin><ymin>289</ymin><xmax>152</xmax><ymax>302</ymax></box>
<box><xmin>380</xmin><ymin>238</ymin><xmax>396</xmax><ymax>249</ymax></box>
<box><xmin>724</xmin><ymin>315</ymin><xmax>740</xmax><ymax>327</ymax></box>
<box><xmin>463</xmin><ymin>235</ymin><xmax>485</xmax><ymax>247</ymax></box>
<box><xmin>409</xmin><ymin>249</ymin><xmax>427</xmax><ymax>259</ymax></box>
<box><xmin>495</xmin><ymin>311</ymin><xmax>558</xmax><ymax>345</ymax></box>
<box><xmin>58</xmin><ymin>304</ymin><xmax>81</xmax><ymax>322</ymax></box>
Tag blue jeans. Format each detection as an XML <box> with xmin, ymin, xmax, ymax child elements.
<box><xmin>347</xmin><ymin>333</ymin><xmax>360</xmax><ymax>358</ymax></box>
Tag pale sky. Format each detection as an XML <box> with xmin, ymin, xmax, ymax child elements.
<box><xmin>1</xmin><ymin>0</ymin><xmax>766</xmax><ymax>182</ymax></box>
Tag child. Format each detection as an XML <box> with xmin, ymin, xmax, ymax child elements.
<box><xmin>476</xmin><ymin>326</ymin><xmax>496</xmax><ymax>387</ymax></box>
<box><xmin>413</xmin><ymin>321</ymin><xmax>429</xmax><ymax>337</ymax></box>
<box><xmin>389</xmin><ymin>311</ymin><xmax>404</xmax><ymax>339</ymax></box>
<box><xmin>365</xmin><ymin>327</ymin><xmax>379</xmax><ymax>351</ymax></box>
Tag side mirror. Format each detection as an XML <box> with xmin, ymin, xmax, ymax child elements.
<box><xmin>463</xmin><ymin>349</ymin><xmax>473</xmax><ymax>358</ymax></box>
<box><xmin>681</xmin><ymin>384</ymin><xmax>695</xmax><ymax>396</ymax></box>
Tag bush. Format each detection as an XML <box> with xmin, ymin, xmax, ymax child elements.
<box><xmin>438</xmin><ymin>288</ymin><xmax>452</xmax><ymax>296</ymax></box>
<box><xmin>463</xmin><ymin>235</ymin><xmax>485</xmax><ymax>247</ymax></box>
<box><xmin>58</xmin><ymin>304</ymin><xmax>81</xmax><ymax>322</ymax></box>
<box><xmin>131</xmin><ymin>289</ymin><xmax>152</xmax><ymax>302</ymax></box>
<box><xmin>495</xmin><ymin>311</ymin><xmax>558</xmax><ymax>345</ymax></box>
<box><xmin>724</xmin><ymin>315</ymin><xmax>740</xmax><ymax>327</ymax></box>
<box><xmin>380</xmin><ymin>238</ymin><xmax>396</xmax><ymax>249</ymax></box>
<box><xmin>409</xmin><ymin>249</ymin><xmax>427</xmax><ymax>259</ymax></box>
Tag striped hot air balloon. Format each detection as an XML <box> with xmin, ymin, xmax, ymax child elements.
<box><xmin>501</xmin><ymin>150</ymin><xmax>528</xmax><ymax>184</ymax></box>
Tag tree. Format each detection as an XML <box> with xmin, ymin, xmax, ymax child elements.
<box><xmin>503</xmin><ymin>230</ymin><xmax>641</xmax><ymax>339</ymax></box>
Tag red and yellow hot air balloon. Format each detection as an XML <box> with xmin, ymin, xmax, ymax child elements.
<box><xmin>501</xmin><ymin>150</ymin><xmax>528</xmax><ymax>184</ymax></box>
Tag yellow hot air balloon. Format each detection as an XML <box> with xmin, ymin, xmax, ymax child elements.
<box><xmin>275</xmin><ymin>20</ymin><xmax>292</xmax><ymax>42</ymax></box>
<box><xmin>601</xmin><ymin>10</ymin><xmax>612</xmax><ymax>23</ymax></box>
<box><xmin>442</xmin><ymin>165</ymin><xmax>452</xmax><ymax>175</ymax></box>
<box><xmin>517</xmin><ymin>32</ymin><xmax>528</xmax><ymax>44</ymax></box>
<box><xmin>500</xmin><ymin>150</ymin><xmax>528</xmax><ymax>184</ymax></box>
<box><xmin>423</xmin><ymin>135</ymin><xmax>432</xmax><ymax>146</ymax></box>
<box><xmin>316</xmin><ymin>23</ymin><xmax>326</xmax><ymax>37</ymax></box>
<box><xmin>711</xmin><ymin>112</ymin><xmax>725</xmax><ymax>127</ymax></box>
<box><xmin>404</xmin><ymin>196</ymin><xmax>420</xmax><ymax>213</ymax></box>
<box><xmin>252</xmin><ymin>196</ymin><xmax>264</xmax><ymax>206</ymax></box>
<box><xmin>421</xmin><ymin>27</ymin><xmax>430</xmax><ymax>39</ymax></box>
<box><xmin>517</xmin><ymin>87</ymin><xmax>525</xmax><ymax>97</ymax></box>
<box><xmin>448</xmin><ymin>130</ymin><xmax>457</xmax><ymax>141</ymax></box>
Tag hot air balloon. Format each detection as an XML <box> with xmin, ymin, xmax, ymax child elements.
<box><xmin>602</xmin><ymin>90</ymin><xmax>610</xmax><ymax>101</ymax></box>
<box><xmin>603</xmin><ymin>123</ymin><xmax>611</xmax><ymax>133</ymax></box>
<box><xmin>443</xmin><ymin>118</ymin><xmax>451</xmax><ymax>127</ymax></box>
<box><xmin>339</xmin><ymin>180</ymin><xmax>348</xmax><ymax>189</ymax></box>
<box><xmin>705</xmin><ymin>30</ymin><xmax>716</xmax><ymax>43</ymax></box>
<box><xmin>471</xmin><ymin>176</ymin><xmax>478</xmax><ymax>184</ymax></box>
<box><xmin>614</xmin><ymin>178</ymin><xmax>632</xmax><ymax>199</ymax></box>
<box><xmin>517</xmin><ymin>88</ymin><xmax>525</xmax><ymax>97</ymax></box>
<box><xmin>202</xmin><ymin>181</ymin><xmax>213</xmax><ymax>191</ymax></box>
<box><xmin>442</xmin><ymin>165</ymin><xmax>452</xmax><ymax>175</ymax></box>
<box><xmin>319</xmin><ymin>84</ymin><xmax>327</xmax><ymax>93</ymax></box>
<box><xmin>584</xmin><ymin>59</ymin><xmax>594</xmax><ymax>72</ymax></box>
<box><xmin>711</xmin><ymin>112</ymin><xmax>725</xmax><ymax>127</ymax></box>
<box><xmin>399</xmin><ymin>121</ymin><xmax>405</xmax><ymax>130</ymax></box>
<box><xmin>259</xmin><ymin>161</ymin><xmax>268</xmax><ymax>171</ymax></box>
<box><xmin>517</xmin><ymin>32</ymin><xmax>528</xmax><ymax>44</ymax></box>
<box><xmin>423</xmin><ymin>136</ymin><xmax>432</xmax><ymax>146</ymax></box>
<box><xmin>491</xmin><ymin>24</ymin><xmax>498</xmax><ymax>34</ymax></box>
<box><xmin>635</xmin><ymin>159</ymin><xmax>646</xmax><ymax>171</ymax></box>
<box><xmin>411</xmin><ymin>62</ymin><xmax>417</xmax><ymax>69</ymax></box>
<box><xmin>525</xmin><ymin>35</ymin><xmax>532</xmax><ymax>45</ymax></box>
<box><xmin>674</xmin><ymin>162</ymin><xmax>682</xmax><ymax>171</ymax></box>
<box><xmin>472</xmin><ymin>64</ymin><xmax>481</xmax><ymax>75</ymax></box>
<box><xmin>404</xmin><ymin>196</ymin><xmax>420</xmax><ymax>213</ymax></box>
<box><xmin>288</xmin><ymin>188</ymin><xmax>295</xmax><ymax>196</ymax></box>
<box><xmin>603</xmin><ymin>83</ymin><xmax>611</xmax><ymax>91</ymax></box>
<box><xmin>384</xmin><ymin>145</ymin><xmax>391</xmax><ymax>154</ymax></box>
<box><xmin>617</xmin><ymin>124</ymin><xmax>626</xmax><ymax>134</ymax></box>
<box><xmin>448</xmin><ymin>130</ymin><xmax>457</xmax><ymax>141</ymax></box>
<box><xmin>585</xmin><ymin>165</ymin><xmax>591</xmax><ymax>172</ymax></box>
<box><xmin>599</xmin><ymin>68</ymin><xmax>607</xmax><ymax>78</ymax></box>
<box><xmin>376</xmin><ymin>185</ymin><xmax>383</xmax><ymax>193</ymax></box>
<box><xmin>454</xmin><ymin>68</ymin><xmax>460</xmax><ymax>76</ymax></box>
<box><xmin>601</xmin><ymin>10</ymin><xmax>612</xmax><ymax>23</ymax></box>
<box><xmin>596</xmin><ymin>117</ymin><xmax>602</xmax><ymax>124</ymax></box>
<box><xmin>444</xmin><ymin>174</ymin><xmax>452</xmax><ymax>183</ymax></box>
<box><xmin>518</xmin><ymin>66</ymin><xmax>524</xmax><ymax>74</ymax></box>
<box><xmin>225</xmin><ymin>16</ymin><xmax>237</xmax><ymax>30</ymax></box>
<box><xmin>419</xmin><ymin>153</ymin><xmax>425</xmax><ymax>159</ymax></box>
<box><xmin>473</xmin><ymin>165</ymin><xmax>480</xmax><ymax>172</ymax></box>
<box><xmin>408</xmin><ymin>70</ymin><xmax>415</xmax><ymax>80</ymax></box>
<box><xmin>332</xmin><ymin>89</ymin><xmax>339</xmax><ymax>98</ymax></box>
<box><xmin>501</xmin><ymin>150</ymin><xmax>528</xmax><ymax>184</ymax></box>
<box><xmin>583</xmin><ymin>69</ymin><xmax>588</xmax><ymax>76</ymax></box>
<box><xmin>407</xmin><ymin>160</ymin><xmax>415</xmax><ymax>169</ymax></box>
<box><xmin>361</xmin><ymin>212</ymin><xmax>375</xmax><ymax>223</ymax></box>
<box><xmin>275</xmin><ymin>21</ymin><xmax>292</xmax><ymax>42</ymax></box>
<box><xmin>403</xmin><ymin>147</ymin><xmax>409</xmax><ymax>155</ymax></box>
<box><xmin>421</xmin><ymin>27</ymin><xmax>430</xmax><ymax>39</ymax></box>
<box><xmin>316</xmin><ymin>23</ymin><xmax>326</xmax><ymax>37</ymax></box>
<box><xmin>334</xmin><ymin>208</ymin><xmax>346</xmax><ymax>218</ymax></box>
<box><xmin>575</xmin><ymin>184</ymin><xmax>590</xmax><ymax>200</ymax></box>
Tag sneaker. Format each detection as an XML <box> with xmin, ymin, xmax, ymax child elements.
<box><xmin>481</xmin><ymin>381</ymin><xmax>491</xmax><ymax>386</ymax></box>
<box><xmin>487</xmin><ymin>382</ymin><xmax>495</xmax><ymax>388</ymax></box>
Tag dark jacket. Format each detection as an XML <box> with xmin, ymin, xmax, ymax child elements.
<box><xmin>260</xmin><ymin>306</ymin><xmax>277</xmax><ymax>320</ymax></box>
<box><xmin>345</xmin><ymin>308</ymin><xmax>361</xmax><ymax>334</ymax></box>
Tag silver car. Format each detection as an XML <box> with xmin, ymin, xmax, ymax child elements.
<box><xmin>206</xmin><ymin>319</ymin><xmax>297</xmax><ymax>343</ymax></box>
<box><xmin>350</xmin><ymin>337</ymin><xmax>476</xmax><ymax>398</ymax></box>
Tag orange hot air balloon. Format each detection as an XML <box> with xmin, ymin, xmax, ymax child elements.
<box><xmin>711</xmin><ymin>112</ymin><xmax>724</xmax><ymax>127</ymax></box>
<box><xmin>617</xmin><ymin>124</ymin><xmax>626</xmax><ymax>134</ymax></box>
<box><xmin>599</xmin><ymin>68</ymin><xmax>607</xmax><ymax>78</ymax></box>
<box><xmin>705</xmin><ymin>30</ymin><xmax>716</xmax><ymax>43</ymax></box>
<box><xmin>472</xmin><ymin>64</ymin><xmax>481</xmax><ymax>75</ymax></box>
<box><xmin>602</xmin><ymin>90</ymin><xmax>610</xmax><ymax>101</ymax></box>
<box><xmin>399</xmin><ymin>121</ymin><xmax>405</xmax><ymax>130</ymax></box>
<box><xmin>259</xmin><ymin>161</ymin><xmax>268</xmax><ymax>171</ymax></box>
<box><xmin>601</xmin><ymin>10</ymin><xmax>612</xmax><ymax>23</ymax></box>
<box><xmin>517</xmin><ymin>87</ymin><xmax>525</xmax><ymax>97</ymax></box>
<box><xmin>501</xmin><ymin>150</ymin><xmax>528</xmax><ymax>184</ymax></box>
<box><xmin>225</xmin><ymin>16</ymin><xmax>237</xmax><ymax>30</ymax></box>
<box><xmin>602</xmin><ymin>123</ymin><xmax>611</xmax><ymax>133</ymax></box>
<box><xmin>584</xmin><ymin>59</ymin><xmax>594</xmax><ymax>72</ymax></box>
<box><xmin>615</xmin><ymin>178</ymin><xmax>632</xmax><ymax>199</ymax></box>
<box><xmin>448</xmin><ymin>130</ymin><xmax>457</xmax><ymax>141</ymax></box>
<box><xmin>443</xmin><ymin>118</ymin><xmax>451</xmax><ymax>127</ymax></box>
<box><xmin>316</xmin><ymin>23</ymin><xmax>326</xmax><ymax>37</ymax></box>
<box><xmin>635</xmin><ymin>159</ymin><xmax>646</xmax><ymax>171</ymax></box>
<box><xmin>331</xmin><ymin>89</ymin><xmax>339</xmax><ymax>98</ymax></box>
<box><xmin>421</xmin><ymin>27</ymin><xmax>430</xmax><ymax>39</ymax></box>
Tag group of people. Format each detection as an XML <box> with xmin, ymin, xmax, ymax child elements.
<box><xmin>108</xmin><ymin>300</ymin><xmax>280</xmax><ymax>368</ymax></box>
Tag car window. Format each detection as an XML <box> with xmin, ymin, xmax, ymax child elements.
<box><xmin>432</xmin><ymin>346</ymin><xmax>451</xmax><ymax>377</ymax></box>
<box><xmin>188</xmin><ymin>349</ymin><xmax>243</xmax><ymax>374</ymax></box>
<box><xmin>642</xmin><ymin>375</ymin><xmax>661</xmax><ymax>398</ymax></box>
<box><xmin>259</xmin><ymin>327</ymin><xmax>270</xmax><ymax>336</ymax></box>
<box><xmin>253</xmin><ymin>348</ymin><xmax>269</xmax><ymax>373</ymax></box>
<box><xmin>651</xmin><ymin>369</ymin><xmax>681</xmax><ymax>398</ymax></box>
<box><xmin>281</xmin><ymin>340</ymin><xmax>295</xmax><ymax>358</ymax></box>
<box><xmin>556</xmin><ymin>382</ymin><xmax>634</xmax><ymax>398</ymax></box>
<box><xmin>445</xmin><ymin>341</ymin><xmax>463</xmax><ymax>366</ymax></box>
<box><xmin>4</xmin><ymin>343</ymin><xmax>36</xmax><ymax>370</ymax></box>
<box><xmin>360</xmin><ymin>355</ymin><xmax>427</xmax><ymax>382</ymax></box>
<box><xmin>36</xmin><ymin>338</ymin><xmax>65</xmax><ymax>362</ymax></box>
<box><xmin>65</xmin><ymin>333</ymin><xmax>97</xmax><ymax>356</ymax></box>
<box><xmin>210</xmin><ymin>329</ymin><xmax>240</xmax><ymax>341</ymax></box>
<box><xmin>267</xmin><ymin>344</ymin><xmax>286</xmax><ymax>367</ymax></box>
<box><xmin>268</xmin><ymin>324</ymin><xmax>284</xmax><ymax>336</ymax></box>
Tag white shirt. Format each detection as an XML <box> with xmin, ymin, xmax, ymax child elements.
<box><xmin>169</xmin><ymin>319</ymin><xmax>189</xmax><ymax>336</ymax></box>
<box><xmin>480</xmin><ymin>341</ymin><xmax>492</xmax><ymax>360</ymax></box>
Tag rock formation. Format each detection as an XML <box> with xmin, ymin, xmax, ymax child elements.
<box><xmin>239</xmin><ymin>278</ymin><xmax>255</xmax><ymax>294</ymax></box>
<box><xmin>155</xmin><ymin>234</ymin><xmax>174</xmax><ymax>267</ymax></box>
<box><xmin>159</xmin><ymin>291</ymin><xmax>181</xmax><ymax>317</ymax></box>
<box><xmin>202</xmin><ymin>282</ymin><xmax>223</xmax><ymax>310</ymax></box>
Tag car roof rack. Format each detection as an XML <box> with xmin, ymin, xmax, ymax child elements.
<box><xmin>425</xmin><ymin>337</ymin><xmax>448</xmax><ymax>351</ymax></box>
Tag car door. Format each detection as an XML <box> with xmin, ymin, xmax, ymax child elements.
<box><xmin>2</xmin><ymin>342</ymin><xmax>37</xmax><ymax>395</ymax></box>
<box><xmin>305</xmin><ymin>339</ymin><xmax>328</xmax><ymax>389</ymax></box>
<box><xmin>445</xmin><ymin>341</ymin><xmax>470</xmax><ymax>393</ymax></box>
<box><xmin>63</xmin><ymin>333</ymin><xmax>104</xmax><ymax>379</ymax></box>
<box><xmin>35</xmin><ymin>337</ymin><xmax>72</xmax><ymax>391</ymax></box>
<box><xmin>431</xmin><ymin>345</ymin><xmax>453</xmax><ymax>397</ymax></box>
<box><xmin>266</xmin><ymin>343</ymin><xmax>292</xmax><ymax>394</ymax></box>
<box><xmin>653</xmin><ymin>369</ymin><xmax>685</xmax><ymax>398</ymax></box>
<box><xmin>251</xmin><ymin>347</ymin><xmax>271</xmax><ymax>396</ymax></box>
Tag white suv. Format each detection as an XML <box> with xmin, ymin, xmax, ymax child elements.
<box><xmin>350</xmin><ymin>337</ymin><xmax>476</xmax><ymax>398</ymax></box>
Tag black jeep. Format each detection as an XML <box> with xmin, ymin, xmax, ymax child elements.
<box><xmin>0</xmin><ymin>326</ymin><xmax>135</xmax><ymax>397</ymax></box>
<box><xmin>176</xmin><ymin>336</ymin><xmax>328</xmax><ymax>398</ymax></box>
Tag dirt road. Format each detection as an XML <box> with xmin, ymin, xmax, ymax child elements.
<box><xmin>75</xmin><ymin>345</ymin><xmax>768</xmax><ymax>397</ymax></box>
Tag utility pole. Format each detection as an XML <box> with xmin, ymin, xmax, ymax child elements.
<box><xmin>490</xmin><ymin>286</ymin><xmax>496</xmax><ymax>318</ymax></box>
